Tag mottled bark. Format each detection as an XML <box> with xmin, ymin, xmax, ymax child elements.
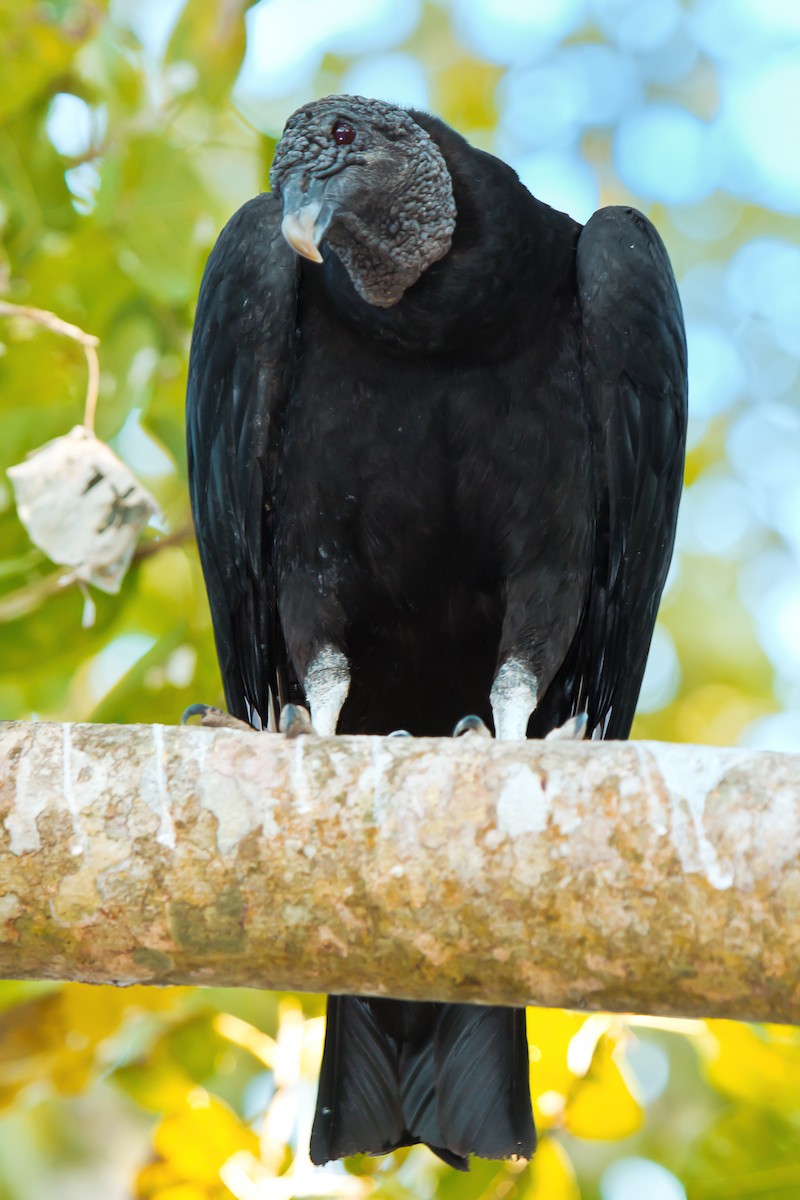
<box><xmin>0</xmin><ymin>721</ymin><xmax>797</xmax><ymax>1023</ymax></box>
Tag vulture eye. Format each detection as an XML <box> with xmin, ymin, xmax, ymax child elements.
<box><xmin>332</xmin><ymin>121</ymin><xmax>356</xmax><ymax>146</ymax></box>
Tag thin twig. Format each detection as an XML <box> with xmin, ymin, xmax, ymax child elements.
<box><xmin>0</xmin><ymin>300</ymin><xmax>100</xmax><ymax>432</ymax></box>
<box><xmin>83</xmin><ymin>341</ymin><xmax>100</xmax><ymax>432</ymax></box>
<box><xmin>130</xmin><ymin>524</ymin><xmax>194</xmax><ymax>563</ymax></box>
<box><xmin>0</xmin><ymin>525</ymin><xmax>194</xmax><ymax>624</ymax></box>
<box><xmin>0</xmin><ymin>301</ymin><xmax>99</xmax><ymax>347</ymax></box>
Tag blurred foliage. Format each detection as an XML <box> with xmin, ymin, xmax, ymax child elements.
<box><xmin>0</xmin><ymin>2</ymin><xmax>797</xmax><ymax>1199</ymax></box>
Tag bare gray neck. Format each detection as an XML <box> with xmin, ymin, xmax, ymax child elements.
<box><xmin>326</xmin><ymin>144</ymin><xmax>456</xmax><ymax>308</ymax></box>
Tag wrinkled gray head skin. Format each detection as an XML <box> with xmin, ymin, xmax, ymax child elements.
<box><xmin>269</xmin><ymin>95</ymin><xmax>457</xmax><ymax>307</ymax></box>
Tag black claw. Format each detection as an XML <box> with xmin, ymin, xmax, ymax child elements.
<box><xmin>280</xmin><ymin>703</ymin><xmax>315</xmax><ymax>737</ymax></box>
<box><xmin>453</xmin><ymin>714</ymin><xmax>492</xmax><ymax>738</ymax></box>
<box><xmin>181</xmin><ymin>702</ymin><xmax>214</xmax><ymax>725</ymax></box>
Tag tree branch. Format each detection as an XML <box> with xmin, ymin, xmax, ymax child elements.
<box><xmin>0</xmin><ymin>721</ymin><xmax>796</xmax><ymax>1023</ymax></box>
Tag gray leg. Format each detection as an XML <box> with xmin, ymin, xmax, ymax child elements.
<box><xmin>490</xmin><ymin>657</ymin><xmax>539</xmax><ymax>741</ymax></box>
<box><xmin>302</xmin><ymin>645</ymin><xmax>350</xmax><ymax>736</ymax></box>
<box><xmin>489</xmin><ymin>661</ymin><xmax>588</xmax><ymax>743</ymax></box>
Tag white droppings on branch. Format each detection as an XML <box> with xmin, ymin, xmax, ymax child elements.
<box><xmin>151</xmin><ymin>724</ymin><xmax>176</xmax><ymax>851</ymax></box>
<box><xmin>291</xmin><ymin>736</ymin><xmax>310</xmax><ymax>815</ymax></box>
<box><xmin>7</xmin><ymin>734</ymin><xmax>43</xmax><ymax>855</ymax></box>
<box><xmin>497</xmin><ymin>763</ymin><xmax>549</xmax><ymax>837</ymax></box>
<box><xmin>61</xmin><ymin>723</ymin><xmax>86</xmax><ymax>858</ymax></box>
<box><xmin>647</xmin><ymin>741</ymin><xmax>752</xmax><ymax>891</ymax></box>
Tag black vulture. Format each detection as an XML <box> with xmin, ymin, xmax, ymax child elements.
<box><xmin>186</xmin><ymin>95</ymin><xmax>687</xmax><ymax>1170</ymax></box>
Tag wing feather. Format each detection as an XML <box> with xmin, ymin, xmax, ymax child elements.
<box><xmin>186</xmin><ymin>193</ymin><xmax>298</xmax><ymax>727</ymax></box>
<box><xmin>575</xmin><ymin>206</ymin><xmax>687</xmax><ymax>738</ymax></box>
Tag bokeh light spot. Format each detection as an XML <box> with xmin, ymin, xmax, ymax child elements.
<box><xmin>454</xmin><ymin>0</ymin><xmax>587</xmax><ymax>64</ymax></box>
<box><xmin>515</xmin><ymin>150</ymin><xmax>599</xmax><ymax>222</ymax></box>
<box><xmin>685</xmin><ymin>322</ymin><xmax>745</xmax><ymax>418</ymax></box>
<box><xmin>726</xmin><ymin>238</ymin><xmax>800</xmax><ymax>334</ymax></box>
<box><xmin>723</xmin><ymin>54</ymin><xmax>800</xmax><ymax>211</ymax></box>
<box><xmin>46</xmin><ymin>93</ymin><xmax>96</xmax><ymax>159</ymax></box>
<box><xmin>638</xmin><ymin>625</ymin><xmax>681</xmax><ymax>713</ymax></box>
<box><xmin>601</xmin><ymin>1157</ymin><xmax>686</xmax><ymax>1200</ymax></box>
<box><xmin>341</xmin><ymin>53</ymin><xmax>429</xmax><ymax>108</ymax></box>
<box><xmin>614</xmin><ymin>104</ymin><xmax>717</xmax><ymax>203</ymax></box>
<box><xmin>592</xmin><ymin>0</ymin><xmax>682</xmax><ymax>54</ymax></box>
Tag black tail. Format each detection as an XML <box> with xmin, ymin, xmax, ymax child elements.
<box><xmin>309</xmin><ymin>996</ymin><xmax>536</xmax><ymax>1169</ymax></box>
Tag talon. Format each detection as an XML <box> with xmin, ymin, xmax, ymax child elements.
<box><xmin>181</xmin><ymin>703</ymin><xmax>256</xmax><ymax>732</ymax></box>
<box><xmin>182</xmin><ymin>702</ymin><xmax>210</xmax><ymax>724</ymax></box>
<box><xmin>280</xmin><ymin>703</ymin><xmax>315</xmax><ymax>737</ymax></box>
<box><xmin>387</xmin><ymin>729</ymin><xmax>412</xmax><ymax>737</ymax></box>
<box><xmin>545</xmin><ymin>712</ymin><xmax>588</xmax><ymax>742</ymax></box>
<box><xmin>453</xmin><ymin>715</ymin><xmax>492</xmax><ymax>739</ymax></box>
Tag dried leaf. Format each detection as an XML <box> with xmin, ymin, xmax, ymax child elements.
<box><xmin>7</xmin><ymin>425</ymin><xmax>160</xmax><ymax>594</ymax></box>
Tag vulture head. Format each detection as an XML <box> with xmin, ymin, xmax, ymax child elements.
<box><xmin>269</xmin><ymin>95</ymin><xmax>457</xmax><ymax>308</ymax></box>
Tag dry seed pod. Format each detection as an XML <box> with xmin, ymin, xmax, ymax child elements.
<box><xmin>8</xmin><ymin>424</ymin><xmax>160</xmax><ymax>595</ymax></box>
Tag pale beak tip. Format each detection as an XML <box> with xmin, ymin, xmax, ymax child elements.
<box><xmin>281</xmin><ymin>209</ymin><xmax>324</xmax><ymax>264</ymax></box>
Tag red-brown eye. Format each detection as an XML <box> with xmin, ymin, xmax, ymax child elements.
<box><xmin>332</xmin><ymin>121</ymin><xmax>356</xmax><ymax>146</ymax></box>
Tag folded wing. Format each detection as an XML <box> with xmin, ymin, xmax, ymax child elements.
<box><xmin>575</xmin><ymin>205</ymin><xmax>688</xmax><ymax>738</ymax></box>
<box><xmin>186</xmin><ymin>193</ymin><xmax>299</xmax><ymax>728</ymax></box>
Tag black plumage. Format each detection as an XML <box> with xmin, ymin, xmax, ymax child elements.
<box><xmin>186</xmin><ymin>95</ymin><xmax>687</xmax><ymax>1169</ymax></box>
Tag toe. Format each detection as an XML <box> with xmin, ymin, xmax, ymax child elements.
<box><xmin>280</xmin><ymin>704</ymin><xmax>315</xmax><ymax>737</ymax></box>
<box><xmin>545</xmin><ymin>712</ymin><xmax>589</xmax><ymax>742</ymax></box>
<box><xmin>181</xmin><ymin>704</ymin><xmax>255</xmax><ymax>732</ymax></box>
<box><xmin>182</xmin><ymin>702</ymin><xmax>213</xmax><ymax>725</ymax></box>
<box><xmin>453</xmin><ymin>715</ymin><xmax>492</xmax><ymax>738</ymax></box>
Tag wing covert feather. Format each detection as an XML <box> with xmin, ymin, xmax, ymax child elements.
<box><xmin>576</xmin><ymin>206</ymin><xmax>687</xmax><ymax>737</ymax></box>
<box><xmin>186</xmin><ymin>193</ymin><xmax>298</xmax><ymax>727</ymax></box>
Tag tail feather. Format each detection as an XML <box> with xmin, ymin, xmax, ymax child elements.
<box><xmin>437</xmin><ymin>1005</ymin><xmax>536</xmax><ymax>1160</ymax></box>
<box><xmin>310</xmin><ymin>996</ymin><xmax>535</xmax><ymax>1169</ymax></box>
<box><xmin>310</xmin><ymin>996</ymin><xmax>405</xmax><ymax>1164</ymax></box>
<box><xmin>397</xmin><ymin>1023</ymin><xmax>469</xmax><ymax>1171</ymax></box>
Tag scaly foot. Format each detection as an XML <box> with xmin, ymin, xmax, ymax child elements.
<box><xmin>451</xmin><ymin>712</ymin><xmax>588</xmax><ymax>741</ymax></box>
<box><xmin>181</xmin><ymin>703</ymin><xmax>256</xmax><ymax>733</ymax></box>
<box><xmin>279</xmin><ymin>704</ymin><xmax>315</xmax><ymax>737</ymax></box>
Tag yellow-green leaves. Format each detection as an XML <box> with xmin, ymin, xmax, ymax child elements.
<box><xmin>563</xmin><ymin>1031</ymin><xmax>643</xmax><ymax>1140</ymax></box>
<box><xmin>0</xmin><ymin>983</ymin><xmax>186</xmax><ymax>1108</ymax></box>
<box><xmin>140</xmin><ymin>1093</ymin><xmax>259</xmax><ymax>1200</ymax></box>
<box><xmin>0</xmin><ymin>5</ymin><xmax>103</xmax><ymax>124</ymax></box>
<box><xmin>701</xmin><ymin>1021</ymin><xmax>800</xmax><ymax>1114</ymax></box>
<box><xmin>523</xmin><ymin>1138</ymin><xmax>580</xmax><ymax>1200</ymax></box>
<box><xmin>528</xmin><ymin>1010</ymin><xmax>643</xmax><ymax>1139</ymax></box>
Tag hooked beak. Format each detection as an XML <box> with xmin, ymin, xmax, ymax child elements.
<box><xmin>279</xmin><ymin>175</ymin><xmax>336</xmax><ymax>264</ymax></box>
